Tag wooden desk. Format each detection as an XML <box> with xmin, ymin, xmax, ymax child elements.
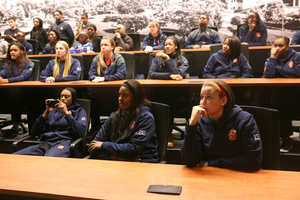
<box><xmin>0</xmin><ymin>154</ymin><xmax>299</xmax><ymax>200</ymax></box>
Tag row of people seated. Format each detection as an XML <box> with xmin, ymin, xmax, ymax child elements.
<box><xmin>7</xmin><ymin>79</ymin><xmax>262</xmax><ymax>171</ymax></box>
<box><xmin>3</xmin><ymin>11</ymin><xmax>300</xmax><ymax>57</ymax></box>
<box><xmin>0</xmin><ymin>35</ymin><xmax>298</xmax><ymax>147</ymax></box>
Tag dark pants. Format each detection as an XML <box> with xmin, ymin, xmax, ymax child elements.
<box><xmin>13</xmin><ymin>140</ymin><xmax>72</xmax><ymax>157</ymax></box>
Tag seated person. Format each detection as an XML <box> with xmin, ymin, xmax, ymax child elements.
<box><xmin>181</xmin><ymin>79</ymin><xmax>262</xmax><ymax>170</ymax></box>
<box><xmin>149</xmin><ymin>36</ymin><xmax>189</xmax><ymax>80</ymax></box>
<box><xmin>264</xmin><ymin>36</ymin><xmax>300</xmax><ymax>78</ymax></box>
<box><xmin>14</xmin><ymin>87</ymin><xmax>87</xmax><ymax>157</ymax></box>
<box><xmin>88</xmin><ymin>80</ymin><xmax>159</xmax><ymax>163</ymax></box>
<box><xmin>184</xmin><ymin>14</ymin><xmax>221</xmax><ymax>49</ymax></box>
<box><xmin>291</xmin><ymin>29</ymin><xmax>300</xmax><ymax>45</ymax></box>
<box><xmin>89</xmin><ymin>37</ymin><xmax>126</xmax><ymax>82</ymax></box>
<box><xmin>114</xmin><ymin>24</ymin><xmax>133</xmax><ymax>52</ymax></box>
<box><xmin>0</xmin><ymin>42</ymin><xmax>34</xmax><ymax>138</ymax></box>
<box><xmin>0</xmin><ymin>33</ymin><xmax>8</xmax><ymax>56</ymax></box>
<box><xmin>70</xmin><ymin>32</ymin><xmax>93</xmax><ymax>53</ymax></box>
<box><xmin>40</xmin><ymin>41</ymin><xmax>81</xmax><ymax>83</ymax></box>
<box><xmin>87</xmin><ymin>24</ymin><xmax>101</xmax><ymax>52</ymax></box>
<box><xmin>239</xmin><ymin>12</ymin><xmax>267</xmax><ymax>46</ymax></box>
<box><xmin>42</xmin><ymin>29</ymin><xmax>60</xmax><ymax>54</ymax></box>
<box><xmin>263</xmin><ymin>36</ymin><xmax>300</xmax><ymax>152</ymax></box>
<box><xmin>203</xmin><ymin>36</ymin><xmax>253</xmax><ymax>78</ymax></box>
<box><xmin>142</xmin><ymin>21</ymin><xmax>167</xmax><ymax>53</ymax></box>
<box><xmin>16</xmin><ymin>31</ymin><xmax>33</xmax><ymax>55</ymax></box>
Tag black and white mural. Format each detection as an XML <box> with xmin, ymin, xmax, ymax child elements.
<box><xmin>1</xmin><ymin>0</ymin><xmax>300</xmax><ymax>46</ymax></box>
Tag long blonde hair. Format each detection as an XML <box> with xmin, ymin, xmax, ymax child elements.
<box><xmin>53</xmin><ymin>41</ymin><xmax>71</xmax><ymax>78</ymax></box>
<box><xmin>97</xmin><ymin>37</ymin><xmax>115</xmax><ymax>75</ymax></box>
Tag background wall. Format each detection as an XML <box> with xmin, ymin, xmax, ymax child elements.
<box><xmin>1</xmin><ymin>0</ymin><xmax>300</xmax><ymax>46</ymax></box>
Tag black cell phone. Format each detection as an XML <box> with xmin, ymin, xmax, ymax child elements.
<box><xmin>147</xmin><ymin>185</ymin><xmax>182</xmax><ymax>195</ymax></box>
<box><xmin>46</xmin><ymin>99</ymin><xmax>59</xmax><ymax>107</ymax></box>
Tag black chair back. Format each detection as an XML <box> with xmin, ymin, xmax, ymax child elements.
<box><xmin>240</xmin><ymin>105</ymin><xmax>280</xmax><ymax>170</ymax></box>
<box><xmin>70</xmin><ymin>98</ymin><xmax>91</xmax><ymax>157</ymax></box>
<box><xmin>150</xmin><ymin>102</ymin><xmax>170</xmax><ymax>163</ymax></box>
<box><xmin>27</xmin><ymin>39</ymin><xmax>38</xmax><ymax>55</ymax></box>
<box><xmin>127</xmin><ymin>33</ymin><xmax>141</xmax><ymax>51</ymax></box>
<box><xmin>30</xmin><ymin>59</ymin><xmax>41</xmax><ymax>81</ymax></box>
<box><xmin>93</xmin><ymin>35</ymin><xmax>102</xmax><ymax>52</ymax></box>
<box><xmin>162</xmin><ymin>30</ymin><xmax>176</xmax><ymax>37</ymax></box>
<box><xmin>210</xmin><ymin>44</ymin><xmax>222</xmax><ymax>56</ymax></box>
<box><xmin>191</xmin><ymin>27</ymin><xmax>218</xmax><ymax>32</ymax></box>
<box><xmin>241</xmin><ymin>43</ymin><xmax>249</xmax><ymax>61</ymax></box>
<box><xmin>147</xmin><ymin>53</ymin><xmax>157</xmax><ymax>79</ymax></box>
<box><xmin>118</xmin><ymin>52</ymin><xmax>135</xmax><ymax>79</ymax></box>
<box><xmin>0</xmin><ymin>58</ymin><xmax>4</xmax><ymax>70</ymax></box>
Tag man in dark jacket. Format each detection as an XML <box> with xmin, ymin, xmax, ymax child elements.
<box><xmin>184</xmin><ymin>14</ymin><xmax>221</xmax><ymax>49</ymax></box>
<box><xmin>114</xmin><ymin>24</ymin><xmax>133</xmax><ymax>52</ymax></box>
<box><xmin>16</xmin><ymin>31</ymin><xmax>33</xmax><ymax>55</ymax></box>
<box><xmin>50</xmin><ymin>10</ymin><xmax>74</xmax><ymax>47</ymax></box>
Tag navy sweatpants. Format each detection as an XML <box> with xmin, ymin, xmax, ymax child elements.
<box><xmin>13</xmin><ymin>140</ymin><xmax>72</xmax><ymax>157</ymax></box>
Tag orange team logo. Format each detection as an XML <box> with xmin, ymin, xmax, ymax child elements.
<box><xmin>233</xmin><ymin>58</ymin><xmax>237</xmax><ymax>63</ymax></box>
<box><xmin>228</xmin><ymin>130</ymin><xmax>237</xmax><ymax>141</ymax></box>
<box><xmin>256</xmin><ymin>32</ymin><xmax>261</xmax><ymax>37</ymax></box>
<box><xmin>158</xmin><ymin>40</ymin><xmax>160</xmax><ymax>44</ymax></box>
<box><xmin>289</xmin><ymin>61</ymin><xmax>293</xmax><ymax>68</ymax></box>
<box><xmin>207</xmin><ymin>31</ymin><xmax>210</xmax><ymax>35</ymax></box>
<box><xmin>130</xmin><ymin>121</ymin><xmax>135</xmax><ymax>129</ymax></box>
<box><xmin>197</xmin><ymin>33</ymin><xmax>199</xmax><ymax>35</ymax></box>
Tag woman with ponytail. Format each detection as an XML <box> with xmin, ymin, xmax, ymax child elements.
<box><xmin>40</xmin><ymin>41</ymin><xmax>81</xmax><ymax>83</ymax></box>
<box><xmin>88</xmin><ymin>37</ymin><xmax>126</xmax><ymax>82</ymax></box>
<box><xmin>181</xmin><ymin>80</ymin><xmax>262</xmax><ymax>170</ymax></box>
<box><xmin>0</xmin><ymin>42</ymin><xmax>34</xmax><ymax>138</ymax></box>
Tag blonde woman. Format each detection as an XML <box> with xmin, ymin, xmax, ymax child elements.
<box><xmin>40</xmin><ymin>41</ymin><xmax>81</xmax><ymax>83</ymax></box>
<box><xmin>89</xmin><ymin>37</ymin><xmax>126</xmax><ymax>82</ymax></box>
<box><xmin>142</xmin><ymin>21</ymin><xmax>167</xmax><ymax>54</ymax></box>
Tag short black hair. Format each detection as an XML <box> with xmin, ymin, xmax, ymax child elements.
<box><xmin>275</xmin><ymin>36</ymin><xmax>290</xmax><ymax>45</ymax></box>
<box><xmin>81</xmin><ymin>13</ymin><xmax>88</xmax><ymax>17</ymax></box>
<box><xmin>54</xmin><ymin>10</ymin><xmax>63</xmax><ymax>15</ymax></box>
<box><xmin>224</xmin><ymin>36</ymin><xmax>241</xmax><ymax>57</ymax></box>
<box><xmin>87</xmin><ymin>24</ymin><xmax>97</xmax><ymax>31</ymax></box>
<box><xmin>8</xmin><ymin>16</ymin><xmax>16</xmax><ymax>21</ymax></box>
<box><xmin>48</xmin><ymin>29</ymin><xmax>61</xmax><ymax>39</ymax></box>
<box><xmin>200</xmin><ymin>14</ymin><xmax>209</xmax><ymax>21</ymax></box>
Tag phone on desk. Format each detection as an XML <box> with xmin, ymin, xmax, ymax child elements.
<box><xmin>46</xmin><ymin>100</ymin><xmax>59</xmax><ymax>107</ymax></box>
<box><xmin>147</xmin><ymin>185</ymin><xmax>182</xmax><ymax>195</ymax></box>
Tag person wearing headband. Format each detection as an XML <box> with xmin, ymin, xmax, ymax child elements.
<box><xmin>142</xmin><ymin>21</ymin><xmax>167</xmax><ymax>53</ymax></box>
<box><xmin>88</xmin><ymin>80</ymin><xmax>159</xmax><ymax>163</ymax></box>
<box><xmin>203</xmin><ymin>36</ymin><xmax>253</xmax><ymax>78</ymax></box>
<box><xmin>181</xmin><ymin>79</ymin><xmax>262</xmax><ymax>170</ymax></box>
<box><xmin>184</xmin><ymin>14</ymin><xmax>221</xmax><ymax>49</ymax></box>
<box><xmin>149</xmin><ymin>36</ymin><xmax>189</xmax><ymax>80</ymax></box>
<box><xmin>14</xmin><ymin>87</ymin><xmax>87</xmax><ymax>157</ymax></box>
